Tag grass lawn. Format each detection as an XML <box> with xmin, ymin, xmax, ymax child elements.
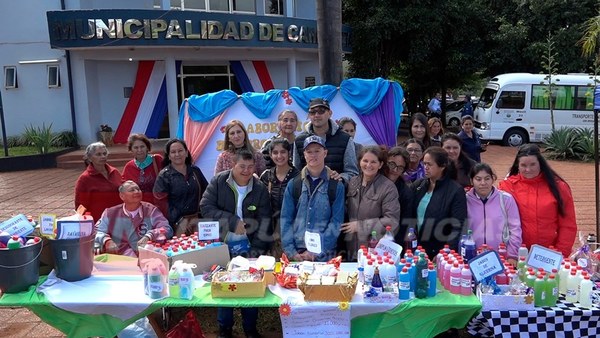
<box><xmin>0</xmin><ymin>146</ymin><xmax>66</xmax><ymax>157</ymax></box>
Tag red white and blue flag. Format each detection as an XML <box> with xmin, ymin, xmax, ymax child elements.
<box><xmin>229</xmin><ymin>60</ymin><xmax>274</xmax><ymax>93</ymax></box>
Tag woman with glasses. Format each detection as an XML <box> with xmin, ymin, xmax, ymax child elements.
<box><xmin>259</xmin><ymin>138</ymin><xmax>299</xmax><ymax>258</ymax></box>
<box><xmin>261</xmin><ymin>110</ymin><xmax>298</xmax><ymax>169</ymax></box>
<box><xmin>408</xmin><ymin>113</ymin><xmax>431</xmax><ymax>149</ymax></box>
<box><xmin>412</xmin><ymin>146</ymin><xmax>467</xmax><ymax>258</ymax></box>
<box><xmin>215</xmin><ymin>120</ymin><xmax>266</xmax><ymax>175</ymax></box>
<box><xmin>341</xmin><ymin>146</ymin><xmax>400</xmax><ymax>260</ymax></box>
<box><xmin>441</xmin><ymin>133</ymin><xmax>476</xmax><ymax>189</ymax></box>
<box><xmin>402</xmin><ymin>139</ymin><xmax>426</xmax><ymax>183</ymax></box>
<box><xmin>385</xmin><ymin>146</ymin><xmax>415</xmax><ymax>244</ymax></box>
<box><xmin>498</xmin><ymin>144</ymin><xmax>576</xmax><ymax>257</ymax></box>
<box><xmin>122</xmin><ymin>133</ymin><xmax>164</xmax><ymax>203</ymax></box>
<box><xmin>153</xmin><ymin>139</ymin><xmax>208</xmax><ymax>235</ymax></box>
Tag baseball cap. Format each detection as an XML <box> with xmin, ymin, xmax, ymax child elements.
<box><xmin>308</xmin><ymin>98</ymin><xmax>330</xmax><ymax>110</ymax></box>
<box><xmin>303</xmin><ymin>135</ymin><xmax>326</xmax><ymax>149</ymax></box>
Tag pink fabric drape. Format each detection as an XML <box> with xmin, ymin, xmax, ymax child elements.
<box><xmin>182</xmin><ymin>101</ymin><xmax>227</xmax><ymax>162</ymax></box>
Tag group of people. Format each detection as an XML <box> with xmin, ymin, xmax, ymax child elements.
<box><xmin>74</xmin><ymin>97</ymin><xmax>577</xmax><ymax>338</ymax></box>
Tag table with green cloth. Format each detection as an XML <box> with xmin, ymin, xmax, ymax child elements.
<box><xmin>0</xmin><ymin>257</ymin><xmax>481</xmax><ymax>338</ymax></box>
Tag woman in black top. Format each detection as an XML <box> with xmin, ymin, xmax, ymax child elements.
<box><xmin>259</xmin><ymin>138</ymin><xmax>299</xmax><ymax>257</ymax></box>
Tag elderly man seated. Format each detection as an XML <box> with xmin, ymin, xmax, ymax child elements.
<box><xmin>95</xmin><ymin>180</ymin><xmax>173</xmax><ymax>256</ymax></box>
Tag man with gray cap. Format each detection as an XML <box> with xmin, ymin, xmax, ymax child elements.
<box><xmin>293</xmin><ymin>98</ymin><xmax>358</xmax><ymax>183</ymax></box>
<box><xmin>280</xmin><ymin>135</ymin><xmax>345</xmax><ymax>262</ymax></box>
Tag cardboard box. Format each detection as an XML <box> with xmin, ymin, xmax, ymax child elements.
<box><xmin>211</xmin><ymin>271</ymin><xmax>266</xmax><ymax>298</ymax></box>
<box><xmin>477</xmin><ymin>285</ymin><xmax>535</xmax><ymax>311</ymax></box>
<box><xmin>138</xmin><ymin>244</ymin><xmax>230</xmax><ymax>276</ymax></box>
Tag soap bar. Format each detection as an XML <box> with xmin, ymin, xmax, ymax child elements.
<box><xmin>321</xmin><ymin>276</ymin><xmax>335</xmax><ymax>285</ymax></box>
<box><xmin>335</xmin><ymin>271</ymin><xmax>349</xmax><ymax>284</ymax></box>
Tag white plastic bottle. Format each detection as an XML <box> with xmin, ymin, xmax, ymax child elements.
<box><xmin>565</xmin><ymin>271</ymin><xmax>579</xmax><ymax>303</ymax></box>
<box><xmin>364</xmin><ymin>260</ymin><xmax>375</xmax><ymax>285</ymax></box>
<box><xmin>559</xmin><ymin>263</ymin><xmax>571</xmax><ymax>295</ymax></box>
<box><xmin>383</xmin><ymin>260</ymin><xmax>398</xmax><ymax>285</ymax></box>
<box><xmin>579</xmin><ymin>276</ymin><xmax>594</xmax><ymax>308</ymax></box>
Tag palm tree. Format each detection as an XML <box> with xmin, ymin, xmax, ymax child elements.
<box><xmin>579</xmin><ymin>11</ymin><xmax>600</xmax><ymax>58</ymax></box>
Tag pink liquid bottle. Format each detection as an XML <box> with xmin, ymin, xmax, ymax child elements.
<box><xmin>443</xmin><ymin>259</ymin><xmax>453</xmax><ymax>289</ymax></box>
<box><xmin>449</xmin><ymin>262</ymin><xmax>462</xmax><ymax>294</ymax></box>
<box><xmin>460</xmin><ymin>264</ymin><xmax>472</xmax><ymax>295</ymax></box>
<box><xmin>498</xmin><ymin>242</ymin><xmax>507</xmax><ymax>260</ymax></box>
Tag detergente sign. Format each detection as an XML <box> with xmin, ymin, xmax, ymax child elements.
<box><xmin>47</xmin><ymin>10</ymin><xmax>352</xmax><ymax>51</ymax></box>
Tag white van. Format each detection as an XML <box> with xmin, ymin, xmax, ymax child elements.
<box><xmin>474</xmin><ymin>73</ymin><xmax>597</xmax><ymax>146</ymax></box>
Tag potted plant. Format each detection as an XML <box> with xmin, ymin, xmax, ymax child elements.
<box><xmin>99</xmin><ymin>124</ymin><xmax>114</xmax><ymax>146</ymax></box>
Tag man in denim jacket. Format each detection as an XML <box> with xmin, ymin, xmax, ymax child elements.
<box><xmin>280</xmin><ymin>135</ymin><xmax>345</xmax><ymax>262</ymax></box>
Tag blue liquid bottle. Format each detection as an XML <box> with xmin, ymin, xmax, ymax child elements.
<box><xmin>427</xmin><ymin>263</ymin><xmax>437</xmax><ymax>298</ymax></box>
<box><xmin>398</xmin><ymin>267</ymin><xmax>411</xmax><ymax>300</ymax></box>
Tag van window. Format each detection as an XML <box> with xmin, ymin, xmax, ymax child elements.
<box><xmin>496</xmin><ymin>91</ymin><xmax>525</xmax><ymax>109</ymax></box>
<box><xmin>532</xmin><ymin>85</ymin><xmax>593</xmax><ymax>111</ymax></box>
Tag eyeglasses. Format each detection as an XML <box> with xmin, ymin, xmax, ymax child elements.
<box><xmin>406</xmin><ymin>148</ymin><xmax>422</xmax><ymax>154</ymax></box>
<box><xmin>387</xmin><ymin>162</ymin><xmax>405</xmax><ymax>171</ymax></box>
<box><xmin>308</xmin><ymin>107</ymin><xmax>328</xmax><ymax>115</ymax></box>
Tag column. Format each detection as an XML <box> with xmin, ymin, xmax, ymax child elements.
<box><xmin>287</xmin><ymin>56</ymin><xmax>297</xmax><ymax>88</ymax></box>
<box><xmin>165</xmin><ymin>56</ymin><xmax>179</xmax><ymax>139</ymax></box>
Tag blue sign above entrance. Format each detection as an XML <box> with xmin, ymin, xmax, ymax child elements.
<box><xmin>47</xmin><ymin>9</ymin><xmax>351</xmax><ymax>51</ymax></box>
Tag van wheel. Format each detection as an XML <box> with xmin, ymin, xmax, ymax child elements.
<box><xmin>502</xmin><ymin>129</ymin><xmax>528</xmax><ymax>147</ymax></box>
<box><xmin>448</xmin><ymin>118</ymin><xmax>460</xmax><ymax>127</ymax></box>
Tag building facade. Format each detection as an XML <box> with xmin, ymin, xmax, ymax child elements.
<box><xmin>1</xmin><ymin>0</ymin><xmax>348</xmax><ymax>145</ymax></box>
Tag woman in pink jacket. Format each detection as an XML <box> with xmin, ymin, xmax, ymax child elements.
<box><xmin>467</xmin><ymin>163</ymin><xmax>522</xmax><ymax>263</ymax></box>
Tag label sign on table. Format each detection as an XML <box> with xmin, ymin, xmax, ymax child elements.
<box><xmin>468</xmin><ymin>250</ymin><xmax>504</xmax><ymax>283</ymax></box>
<box><xmin>280</xmin><ymin>303</ymin><xmax>350</xmax><ymax>338</ymax></box>
<box><xmin>39</xmin><ymin>214</ymin><xmax>56</xmax><ymax>237</ymax></box>
<box><xmin>305</xmin><ymin>231</ymin><xmax>322</xmax><ymax>254</ymax></box>
<box><xmin>0</xmin><ymin>214</ymin><xmax>35</xmax><ymax>236</ymax></box>
<box><xmin>525</xmin><ymin>244</ymin><xmax>562</xmax><ymax>272</ymax></box>
<box><xmin>197</xmin><ymin>221</ymin><xmax>219</xmax><ymax>240</ymax></box>
<box><xmin>375</xmin><ymin>239</ymin><xmax>402</xmax><ymax>263</ymax></box>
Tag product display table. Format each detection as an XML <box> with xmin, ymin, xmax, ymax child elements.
<box><xmin>467</xmin><ymin>297</ymin><xmax>600</xmax><ymax>337</ymax></box>
<box><xmin>0</xmin><ymin>256</ymin><xmax>481</xmax><ymax>338</ymax></box>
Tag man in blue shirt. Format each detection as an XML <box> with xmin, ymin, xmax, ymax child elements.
<box><xmin>428</xmin><ymin>93</ymin><xmax>442</xmax><ymax>118</ymax></box>
<box><xmin>281</xmin><ymin>135</ymin><xmax>345</xmax><ymax>262</ymax></box>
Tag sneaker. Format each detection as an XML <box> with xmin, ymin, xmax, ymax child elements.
<box><xmin>218</xmin><ymin>326</ymin><xmax>233</xmax><ymax>338</ymax></box>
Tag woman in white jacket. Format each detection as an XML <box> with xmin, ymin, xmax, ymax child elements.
<box><xmin>466</xmin><ymin>163</ymin><xmax>522</xmax><ymax>265</ymax></box>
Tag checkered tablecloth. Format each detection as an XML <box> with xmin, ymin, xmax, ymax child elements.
<box><xmin>467</xmin><ymin>297</ymin><xmax>600</xmax><ymax>337</ymax></box>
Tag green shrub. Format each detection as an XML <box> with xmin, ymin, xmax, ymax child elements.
<box><xmin>52</xmin><ymin>130</ymin><xmax>78</xmax><ymax>147</ymax></box>
<box><xmin>22</xmin><ymin>123</ymin><xmax>55</xmax><ymax>154</ymax></box>
<box><xmin>5</xmin><ymin>135</ymin><xmax>25</xmax><ymax>147</ymax></box>
<box><xmin>543</xmin><ymin>127</ymin><xmax>580</xmax><ymax>159</ymax></box>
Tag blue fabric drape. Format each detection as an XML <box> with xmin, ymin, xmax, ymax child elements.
<box><xmin>177</xmin><ymin>90</ymin><xmax>239</xmax><ymax>138</ymax></box>
<box><xmin>240</xmin><ymin>90</ymin><xmax>284</xmax><ymax>119</ymax></box>
<box><xmin>287</xmin><ymin>85</ymin><xmax>338</xmax><ymax>110</ymax></box>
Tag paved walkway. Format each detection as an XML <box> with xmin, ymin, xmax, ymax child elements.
<box><xmin>0</xmin><ymin>145</ymin><xmax>598</xmax><ymax>337</ymax></box>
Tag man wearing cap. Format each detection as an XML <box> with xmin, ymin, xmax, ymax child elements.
<box><xmin>293</xmin><ymin>98</ymin><xmax>358</xmax><ymax>182</ymax></box>
<box><xmin>280</xmin><ymin>135</ymin><xmax>345</xmax><ymax>262</ymax></box>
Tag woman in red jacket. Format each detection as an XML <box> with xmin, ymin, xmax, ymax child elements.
<box><xmin>498</xmin><ymin>144</ymin><xmax>576</xmax><ymax>257</ymax></box>
<box><xmin>122</xmin><ymin>133</ymin><xmax>163</xmax><ymax>203</ymax></box>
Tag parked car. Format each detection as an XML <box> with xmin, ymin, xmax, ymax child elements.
<box><xmin>444</xmin><ymin>100</ymin><xmax>478</xmax><ymax>127</ymax></box>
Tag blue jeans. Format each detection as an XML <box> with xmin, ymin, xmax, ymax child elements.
<box><xmin>217</xmin><ymin>307</ymin><xmax>258</xmax><ymax>331</ymax></box>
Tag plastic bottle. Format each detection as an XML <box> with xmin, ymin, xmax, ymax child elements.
<box><xmin>459</xmin><ymin>234</ymin><xmax>467</xmax><ymax>258</ymax></box>
<box><xmin>25</xmin><ymin>237</ymin><xmax>41</xmax><ymax>246</ymax></box>
<box><xmin>382</xmin><ymin>225</ymin><xmax>395</xmax><ymax>242</ymax></box>
<box><xmin>371</xmin><ymin>266</ymin><xmax>384</xmax><ymax>293</ymax></box>
<box><xmin>559</xmin><ymin>263</ymin><xmax>571</xmax><ymax>295</ymax></box>
<box><xmin>7</xmin><ymin>235</ymin><xmax>22</xmax><ymax>249</ymax></box>
<box><xmin>408</xmin><ymin>263</ymin><xmax>416</xmax><ymax>292</ymax></box>
<box><xmin>546</xmin><ymin>274</ymin><xmax>558</xmax><ymax>307</ymax></box>
<box><xmin>178</xmin><ymin>265</ymin><xmax>194</xmax><ymax>300</ymax></box>
<box><xmin>449</xmin><ymin>262</ymin><xmax>462</xmax><ymax>294</ymax></box>
<box><xmin>383</xmin><ymin>260</ymin><xmax>397</xmax><ymax>285</ymax></box>
<box><xmin>579</xmin><ymin>275</ymin><xmax>594</xmax><ymax>308</ymax></box>
<box><xmin>398</xmin><ymin>267</ymin><xmax>411</xmax><ymax>300</ymax></box>
<box><xmin>463</xmin><ymin>230</ymin><xmax>476</xmax><ymax>261</ymax></box>
<box><xmin>443</xmin><ymin>259</ymin><xmax>453</xmax><ymax>289</ymax></box>
<box><xmin>368</xmin><ymin>231</ymin><xmax>378</xmax><ymax>254</ymax></box>
<box><xmin>460</xmin><ymin>264</ymin><xmax>472</xmax><ymax>296</ymax></box>
<box><xmin>358</xmin><ymin>267</ymin><xmax>365</xmax><ymax>285</ymax></box>
<box><xmin>427</xmin><ymin>263</ymin><xmax>437</xmax><ymax>298</ymax></box>
<box><xmin>517</xmin><ymin>256</ymin><xmax>527</xmax><ymax>281</ymax></box>
<box><xmin>498</xmin><ymin>243</ymin><xmax>507</xmax><ymax>260</ymax></box>
<box><xmin>168</xmin><ymin>264</ymin><xmax>180</xmax><ymax>298</ymax></box>
<box><xmin>357</xmin><ymin>245</ymin><xmax>366</xmax><ymax>268</ymax></box>
<box><xmin>415</xmin><ymin>253</ymin><xmax>429</xmax><ymax>298</ymax></box>
<box><xmin>364</xmin><ymin>260</ymin><xmax>375</xmax><ymax>285</ymax></box>
<box><xmin>147</xmin><ymin>263</ymin><xmax>166</xmax><ymax>299</ymax></box>
<box><xmin>565</xmin><ymin>271</ymin><xmax>579</xmax><ymax>303</ymax></box>
<box><xmin>518</xmin><ymin>244</ymin><xmax>528</xmax><ymax>259</ymax></box>
<box><xmin>525</xmin><ymin>270</ymin><xmax>537</xmax><ymax>288</ymax></box>
<box><xmin>534</xmin><ymin>274</ymin><xmax>547</xmax><ymax>307</ymax></box>
<box><xmin>495</xmin><ymin>270</ymin><xmax>508</xmax><ymax>285</ymax></box>
<box><xmin>404</xmin><ymin>228</ymin><xmax>417</xmax><ymax>254</ymax></box>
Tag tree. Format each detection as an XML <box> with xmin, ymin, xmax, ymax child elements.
<box><xmin>316</xmin><ymin>0</ymin><xmax>343</xmax><ymax>86</ymax></box>
<box><xmin>540</xmin><ymin>33</ymin><xmax>559</xmax><ymax>131</ymax></box>
<box><xmin>579</xmin><ymin>11</ymin><xmax>600</xmax><ymax>58</ymax></box>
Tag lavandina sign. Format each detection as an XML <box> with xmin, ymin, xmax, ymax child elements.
<box><xmin>47</xmin><ymin>9</ymin><xmax>351</xmax><ymax>51</ymax></box>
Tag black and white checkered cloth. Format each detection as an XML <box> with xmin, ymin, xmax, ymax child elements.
<box><xmin>467</xmin><ymin>296</ymin><xmax>600</xmax><ymax>337</ymax></box>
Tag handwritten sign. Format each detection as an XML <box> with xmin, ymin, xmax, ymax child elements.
<box><xmin>526</xmin><ymin>244</ymin><xmax>562</xmax><ymax>272</ymax></box>
<box><xmin>39</xmin><ymin>214</ymin><xmax>56</xmax><ymax>237</ymax></box>
<box><xmin>56</xmin><ymin>220</ymin><xmax>93</xmax><ymax>239</ymax></box>
<box><xmin>198</xmin><ymin>221</ymin><xmax>219</xmax><ymax>240</ymax></box>
<box><xmin>304</xmin><ymin>231</ymin><xmax>322</xmax><ymax>254</ymax></box>
<box><xmin>468</xmin><ymin>250</ymin><xmax>504</xmax><ymax>283</ymax></box>
<box><xmin>280</xmin><ymin>303</ymin><xmax>350</xmax><ymax>338</ymax></box>
<box><xmin>0</xmin><ymin>214</ymin><xmax>35</xmax><ymax>236</ymax></box>
<box><xmin>375</xmin><ymin>239</ymin><xmax>402</xmax><ymax>263</ymax></box>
